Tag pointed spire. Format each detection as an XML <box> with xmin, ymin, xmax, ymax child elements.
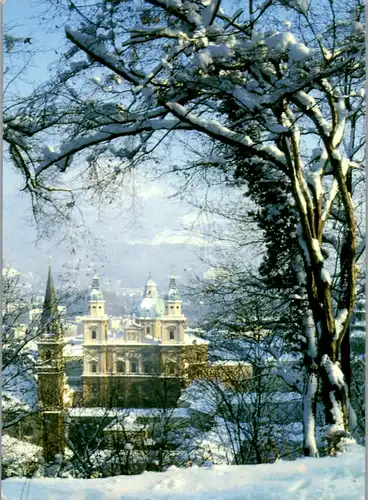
<box><xmin>40</xmin><ymin>259</ymin><xmax>60</xmax><ymax>334</ymax></box>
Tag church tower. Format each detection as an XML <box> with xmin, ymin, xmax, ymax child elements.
<box><xmin>36</xmin><ymin>260</ymin><xmax>65</xmax><ymax>463</ymax></box>
<box><xmin>164</xmin><ymin>271</ymin><xmax>183</xmax><ymax>317</ymax></box>
<box><xmin>82</xmin><ymin>275</ymin><xmax>109</xmax><ymax>382</ymax></box>
<box><xmin>162</xmin><ymin>271</ymin><xmax>186</xmax><ymax>343</ymax></box>
<box><xmin>88</xmin><ymin>274</ymin><xmax>106</xmax><ymax>318</ymax></box>
<box><xmin>83</xmin><ymin>275</ymin><xmax>108</xmax><ymax>345</ymax></box>
<box><xmin>82</xmin><ymin>275</ymin><xmax>109</xmax><ymax>406</ymax></box>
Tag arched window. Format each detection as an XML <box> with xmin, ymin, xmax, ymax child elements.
<box><xmin>166</xmin><ymin>360</ymin><xmax>176</xmax><ymax>375</ymax></box>
<box><xmin>45</xmin><ymin>349</ymin><xmax>52</xmax><ymax>361</ymax></box>
<box><xmin>169</xmin><ymin>329</ymin><xmax>175</xmax><ymax>340</ymax></box>
<box><xmin>116</xmin><ymin>360</ymin><xmax>125</xmax><ymax>373</ymax></box>
<box><xmin>90</xmin><ymin>361</ymin><xmax>98</xmax><ymax>373</ymax></box>
<box><xmin>131</xmin><ymin>359</ymin><xmax>138</xmax><ymax>373</ymax></box>
<box><xmin>91</xmin><ymin>329</ymin><xmax>97</xmax><ymax>340</ymax></box>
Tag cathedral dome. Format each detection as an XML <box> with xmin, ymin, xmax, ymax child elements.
<box><xmin>133</xmin><ymin>296</ymin><xmax>165</xmax><ymax>318</ymax></box>
<box><xmin>132</xmin><ymin>276</ymin><xmax>165</xmax><ymax>318</ymax></box>
<box><xmin>90</xmin><ymin>288</ymin><xmax>104</xmax><ymax>301</ymax></box>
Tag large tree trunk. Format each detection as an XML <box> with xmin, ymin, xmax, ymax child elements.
<box><xmin>319</xmin><ymin>349</ymin><xmax>350</xmax><ymax>454</ymax></box>
<box><xmin>339</xmin><ymin>168</ymin><xmax>353</xmax><ymax>398</ymax></box>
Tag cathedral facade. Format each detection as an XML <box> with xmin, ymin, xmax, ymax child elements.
<box><xmin>8</xmin><ymin>264</ymin><xmax>251</xmax><ymax>463</ymax></box>
<box><xmin>80</xmin><ymin>274</ymin><xmax>209</xmax><ymax>408</ymax></box>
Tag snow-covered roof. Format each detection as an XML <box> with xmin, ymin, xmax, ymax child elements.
<box><xmin>229</xmin><ymin>391</ymin><xmax>302</xmax><ymax>406</ymax></box>
<box><xmin>67</xmin><ymin>407</ymin><xmax>190</xmax><ymax>420</ymax></box>
<box><xmin>104</xmin><ymin>418</ymin><xmax>146</xmax><ymax>433</ymax></box>
<box><xmin>63</xmin><ymin>342</ymin><xmax>83</xmax><ymax>357</ymax></box>
<box><xmin>184</xmin><ymin>332</ymin><xmax>209</xmax><ymax>345</ymax></box>
<box><xmin>211</xmin><ymin>360</ymin><xmax>251</xmax><ymax>367</ymax></box>
<box><xmin>265</xmin><ymin>353</ymin><xmax>302</xmax><ymax>364</ymax></box>
<box><xmin>177</xmin><ymin>381</ymin><xmax>218</xmax><ymax>414</ymax></box>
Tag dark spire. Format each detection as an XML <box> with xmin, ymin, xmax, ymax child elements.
<box><xmin>40</xmin><ymin>258</ymin><xmax>61</xmax><ymax>336</ymax></box>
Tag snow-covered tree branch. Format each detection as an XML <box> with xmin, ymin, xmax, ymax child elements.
<box><xmin>6</xmin><ymin>0</ymin><xmax>365</xmax><ymax>455</ymax></box>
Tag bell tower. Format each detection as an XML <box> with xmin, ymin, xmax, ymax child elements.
<box><xmin>88</xmin><ymin>274</ymin><xmax>106</xmax><ymax>317</ymax></box>
<box><xmin>82</xmin><ymin>274</ymin><xmax>109</xmax><ymax>375</ymax></box>
<box><xmin>36</xmin><ymin>259</ymin><xmax>65</xmax><ymax>463</ymax></box>
<box><xmin>164</xmin><ymin>271</ymin><xmax>183</xmax><ymax>317</ymax></box>
<box><xmin>162</xmin><ymin>271</ymin><xmax>186</xmax><ymax>343</ymax></box>
<box><xmin>83</xmin><ymin>274</ymin><xmax>108</xmax><ymax>343</ymax></box>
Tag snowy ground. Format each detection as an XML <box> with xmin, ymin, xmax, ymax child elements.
<box><xmin>2</xmin><ymin>444</ymin><xmax>364</xmax><ymax>499</ymax></box>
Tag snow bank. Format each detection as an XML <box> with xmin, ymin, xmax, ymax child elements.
<box><xmin>3</xmin><ymin>444</ymin><xmax>364</xmax><ymax>499</ymax></box>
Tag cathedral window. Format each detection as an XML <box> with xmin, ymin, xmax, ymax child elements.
<box><xmin>166</xmin><ymin>360</ymin><xmax>176</xmax><ymax>375</ymax></box>
<box><xmin>116</xmin><ymin>360</ymin><xmax>125</xmax><ymax>373</ymax></box>
<box><xmin>45</xmin><ymin>349</ymin><xmax>52</xmax><ymax>361</ymax></box>
<box><xmin>91</xmin><ymin>329</ymin><xmax>97</xmax><ymax>340</ymax></box>
<box><xmin>90</xmin><ymin>361</ymin><xmax>98</xmax><ymax>373</ymax></box>
<box><xmin>169</xmin><ymin>329</ymin><xmax>175</xmax><ymax>340</ymax></box>
<box><xmin>131</xmin><ymin>359</ymin><xmax>138</xmax><ymax>373</ymax></box>
<box><xmin>146</xmin><ymin>326</ymin><xmax>150</xmax><ymax>334</ymax></box>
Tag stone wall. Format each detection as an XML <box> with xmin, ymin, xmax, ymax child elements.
<box><xmin>82</xmin><ymin>375</ymin><xmax>183</xmax><ymax>408</ymax></box>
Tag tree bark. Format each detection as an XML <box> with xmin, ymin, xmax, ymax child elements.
<box><xmin>302</xmin><ymin>363</ymin><xmax>319</xmax><ymax>457</ymax></box>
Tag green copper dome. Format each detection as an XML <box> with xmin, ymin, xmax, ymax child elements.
<box><xmin>89</xmin><ymin>275</ymin><xmax>104</xmax><ymax>301</ymax></box>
